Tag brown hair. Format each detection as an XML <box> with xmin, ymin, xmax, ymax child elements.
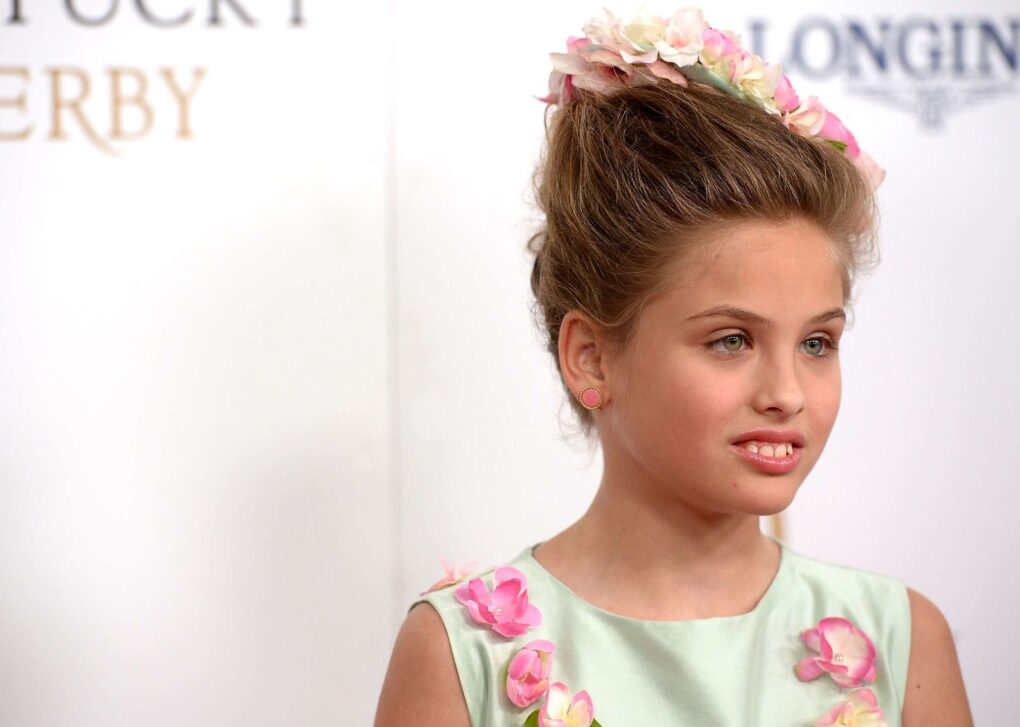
<box><xmin>525</xmin><ymin>81</ymin><xmax>881</xmax><ymax>442</ymax></box>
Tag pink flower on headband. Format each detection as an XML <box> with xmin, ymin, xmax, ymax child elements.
<box><xmin>774</xmin><ymin>74</ymin><xmax>800</xmax><ymax>113</ymax></box>
<box><xmin>852</xmin><ymin>150</ymin><xmax>886</xmax><ymax>189</ymax></box>
<box><xmin>795</xmin><ymin>616</ymin><xmax>878</xmax><ymax>688</ymax></box>
<box><xmin>699</xmin><ymin>26</ymin><xmax>740</xmax><ymax>67</ymax></box>
<box><xmin>818</xmin><ymin>109</ymin><xmax>861</xmax><ymax>159</ymax></box>
<box><xmin>538</xmin><ymin>5</ymin><xmax>886</xmax><ymax>190</ymax></box>
<box><xmin>454</xmin><ymin>565</ymin><xmax>542</xmax><ymax>638</ymax></box>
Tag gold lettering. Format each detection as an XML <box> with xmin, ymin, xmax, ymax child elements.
<box><xmin>109</xmin><ymin>67</ymin><xmax>153</xmax><ymax>140</ymax></box>
<box><xmin>46</xmin><ymin>66</ymin><xmax>118</xmax><ymax>156</ymax></box>
<box><xmin>159</xmin><ymin>67</ymin><xmax>205</xmax><ymax>139</ymax></box>
<box><xmin>0</xmin><ymin>66</ymin><xmax>32</xmax><ymax>141</ymax></box>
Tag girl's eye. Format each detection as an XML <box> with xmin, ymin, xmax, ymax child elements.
<box><xmin>707</xmin><ymin>333</ymin><xmax>840</xmax><ymax>358</ymax></box>
<box><xmin>710</xmin><ymin>334</ymin><xmax>750</xmax><ymax>355</ymax></box>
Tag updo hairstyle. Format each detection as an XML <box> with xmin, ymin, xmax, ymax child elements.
<box><xmin>526</xmin><ymin>81</ymin><xmax>881</xmax><ymax>441</ymax></box>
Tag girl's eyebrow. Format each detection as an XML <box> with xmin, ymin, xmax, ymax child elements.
<box><xmin>684</xmin><ymin>305</ymin><xmax>847</xmax><ymax>327</ymax></box>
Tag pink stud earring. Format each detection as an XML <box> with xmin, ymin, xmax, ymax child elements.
<box><xmin>578</xmin><ymin>385</ymin><xmax>604</xmax><ymax>410</ymax></box>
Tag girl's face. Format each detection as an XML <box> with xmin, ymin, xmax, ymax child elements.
<box><xmin>600</xmin><ymin>217</ymin><xmax>846</xmax><ymax>516</ymax></box>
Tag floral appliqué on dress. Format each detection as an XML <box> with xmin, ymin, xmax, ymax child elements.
<box><xmin>455</xmin><ymin>565</ymin><xmax>543</xmax><ymax>638</ymax></box>
<box><xmin>419</xmin><ymin>558</ymin><xmax>479</xmax><ymax>596</ymax></box>
<box><xmin>429</xmin><ymin>560</ymin><xmax>898</xmax><ymax>726</ymax></box>
<box><xmin>795</xmin><ymin>616</ymin><xmax>891</xmax><ymax>726</ymax></box>
<box><xmin>426</xmin><ymin>557</ymin><xmax>603</xmax><ymax>726</ymax></box>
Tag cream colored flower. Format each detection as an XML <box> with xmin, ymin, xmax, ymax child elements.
<box><xmin>581</xmin><ymin>8</ymin><xmax>628</xmax><ymax>54</ymax></box>
<box><xmin>731</xmin><ymin>52</ymin><xmax>782</xmax><ymax>113</ymax></box>
<box><xmin>618</xmin><ymin>6</ymin><xmax>665</xmax><ymax>63</ymax></box>
<box><xmin>653</xmin><ymin>7</ymin><xmax>705</xmax><ymax>66</ymax></box>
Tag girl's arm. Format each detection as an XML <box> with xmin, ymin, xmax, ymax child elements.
<box><xmin>374</xmin><ymin>602</ymin><xmax>473</xmax><ymax>727</ymax></box>
<box><xmin>901</xmin><ymin>587</ymin><xmax>974</xmax><ymax>727</ymax></box>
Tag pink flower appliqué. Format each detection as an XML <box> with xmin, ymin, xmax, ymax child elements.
<box><xmin>506</xmin><ymin>639</ymin><xmax>556</xmax><ymax>708</ymax></box>
<box><xmin>538</xmin><ymin>682</ymin><xmax>595</xmax><ymax>727</ymax></box>
<box><xmin>455</xmin><ymin>565</ymin><xmax>542</xmax><ymax>638</ymax></box>
<box><xmin>812</xmin><ymin>687</ymin><xmax>891</xmax><ymax>727</ymax></box>
<box><xmin>795</xmin><ymin>616</ymin><xmax>877</xmax><ymax>688</ymax></box>
<box><xmin>419</xmin><ymin>558</ymin><xmax>480</xmax><ymax>596</ymax></box>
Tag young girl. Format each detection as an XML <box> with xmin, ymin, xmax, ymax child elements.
<box><xmin>375</xmin><ymin>7</ymin><xmax>972</xmax><ymax>727</ymax></box>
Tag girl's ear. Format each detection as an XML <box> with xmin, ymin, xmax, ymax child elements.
<box><xmin>559</xmin><ymin>311</ymin><xmax>610</xmax><ymax>400</ymax></box>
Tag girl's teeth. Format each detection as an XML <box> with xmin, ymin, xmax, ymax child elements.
<box><xmin>743</xmin><ymin>442</ymin><xmax>792</xmax><ymax>457</ymax></box>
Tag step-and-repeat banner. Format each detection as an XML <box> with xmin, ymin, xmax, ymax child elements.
<box><xmin>2</xmin><ymin>1</ymin><xmax>1016</xmax><ymax>723</ymax></box>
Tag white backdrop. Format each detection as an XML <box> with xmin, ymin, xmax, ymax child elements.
<box><xmin>1</xmin><ymin>1</ymin><xmax>1016</xmax><ymax>724</ymax></box>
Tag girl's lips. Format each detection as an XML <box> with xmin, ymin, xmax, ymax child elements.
<box><xmin>730</xmin><ymin>442</ymin><xmax>802</xmax><ymax>474</ymax></box>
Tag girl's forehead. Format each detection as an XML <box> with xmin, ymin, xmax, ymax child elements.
<box><xmin>651</xmin><ymin>226</ymin><xmax>845</xmax><ymax>315</ymax></box>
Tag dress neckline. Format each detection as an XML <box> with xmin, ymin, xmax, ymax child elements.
<box><xmin>521</xmin><ymin>534</ymin><xmax>790</xmax><ymax>627</ymax></box>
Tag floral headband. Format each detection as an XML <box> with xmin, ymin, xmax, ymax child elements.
<box><xmin>537</xmin><ymin>6</ymin><xmax>885</xmax><ymax>190</ymax></box>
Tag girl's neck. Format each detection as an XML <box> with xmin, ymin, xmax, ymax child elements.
<box><xmin>530</xmin><ymin>480</ymin><xmax>780</xmax><ymax>621</ymax></box>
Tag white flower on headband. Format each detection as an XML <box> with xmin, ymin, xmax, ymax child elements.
<box><xmin>537</xmin><ymin>5</ymin><xmax>886</xmax><ymax>190</ymax></box>
<box><xmin>656</xmin><ymin>8</ymin><xmax>706</xmax><ymax>65</ymax></box>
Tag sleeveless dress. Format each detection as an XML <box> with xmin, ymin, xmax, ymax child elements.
<box><xmin>408</xmin><ymin>535</ymin><xmax>911</xmax><ymax>727</ymax></box>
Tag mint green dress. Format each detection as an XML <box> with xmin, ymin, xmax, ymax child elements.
<box><xmin>409</xmin><ymin>535</ymin><xmax>911</xmax><ymax>727</ymax></box>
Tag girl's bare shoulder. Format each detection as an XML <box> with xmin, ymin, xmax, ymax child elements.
<box><xmin>374</xmin><ymin>602</ymin><xmax>472</xmax><ymax>727</ymax></box>
<box><xmin>901</xmin><ymin>587</ymin><xmax>974</xmax><ymax>727</ymax></box>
